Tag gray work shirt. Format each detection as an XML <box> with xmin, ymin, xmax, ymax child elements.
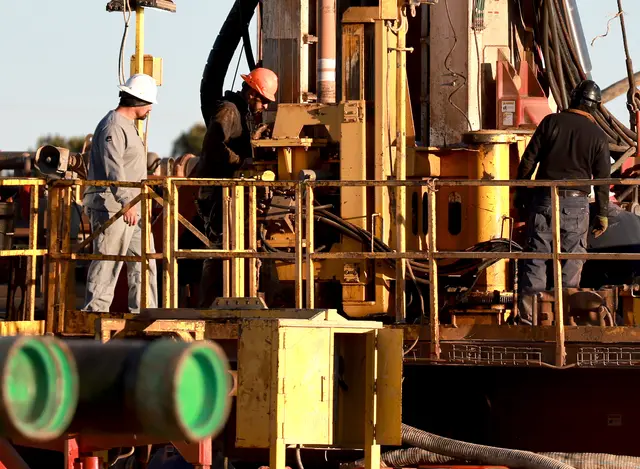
<box><xmin>84</xmin><ymin>110</ymin><xmax>146</xmax><ymax>212</ymax></box>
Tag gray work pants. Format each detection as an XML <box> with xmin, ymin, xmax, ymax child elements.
<box><xmin>83</xmin><ymin>207</ymin><xmax>158</xmax><ymax>313</ymax></box>
<box><xmin>519</xmin><ymin>195</ymin><xmax>589</xmax><ymax>324</ymax></box>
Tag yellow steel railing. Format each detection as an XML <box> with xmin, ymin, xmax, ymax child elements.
<box><xmin>0</xmin><ymin>178</ymin><xmax>46</xmax><ymax>322</ymax></box>
<box><xmin>6</xmin><ymin>176</ymin><xmax>640</xmax><ymax>366</ymax></box>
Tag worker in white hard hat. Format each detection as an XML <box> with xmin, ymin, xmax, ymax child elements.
<box><xmin>82</xmin><ymin>74</ymin><xmax>159</xmax><ymax>313</ymax></box>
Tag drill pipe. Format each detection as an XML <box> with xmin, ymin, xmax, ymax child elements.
<box><xmin>67</xmin><ymin>339</ymin><xmax>231</xmax><ymax>442</ymax></box>
<box><xmin>0</xmin><ymin>337</ymin><xmax>78</xmax><ymax>442</ymax></box>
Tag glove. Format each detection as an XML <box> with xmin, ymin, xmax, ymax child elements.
<box><xmin>252</xmin><ymin>123</ymin><xmax>272</xmax><ymax>140</ymax></box>
<box><xmin>592</xmin><ymin>216</ymin><xmax>608</xmax><ymax>238</ymax></box>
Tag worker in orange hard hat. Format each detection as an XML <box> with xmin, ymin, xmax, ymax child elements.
<box><xmin>192</xmin><ymin>67</ymin><xmax>279</xmax><ymax>307</ymax></box>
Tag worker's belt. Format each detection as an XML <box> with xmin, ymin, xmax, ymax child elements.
<box><xmin>558</xmin><ymin>189</ymin><xmax>588</xmax><ymax>197</ymax></box>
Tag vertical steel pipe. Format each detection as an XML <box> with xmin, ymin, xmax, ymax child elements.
<box><xmin>134</xmin><ymin>6</ymin><xmax>145</xmax><ymax>136</ymax></box>
<box><xmin>317</xmin><ymin>0</ymin><xmax>337</xmax><ymax>103</ymax></box>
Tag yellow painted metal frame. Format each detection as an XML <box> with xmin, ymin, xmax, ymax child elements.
<box><xmin>0</xmin><ymin>178</ymin><xmax>46</xmax><ymax>334</ymax></box>
<box><xmin>133</xmin><ymin>6</ymin><xmax>145</xmax><ymax>136</ymax></box>
<box><xmin>7</xmin><ymin>174</ymin><xmax>640</xmax><ymax>469</ymax></box>
<box><xmin>235</xmin><ymin>315</ymin><xmax>402</xmax><ymax>469</ymax></box>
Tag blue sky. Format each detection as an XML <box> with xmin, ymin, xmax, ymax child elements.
<box><xmin>0</xmin><ymin>1</ymin><xmax>638</xmax><ymax>156</ymax></box>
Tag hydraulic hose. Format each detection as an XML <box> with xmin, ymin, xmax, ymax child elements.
<box><xmin>200</xmin><ymin>0</ymin><xmax>259</xmax><ymax>124</ymax></box>
<box><xmin>261</xmin><ymin>199</ymin><xmax>522</xmax><ymax>289</ymax></box>
<box><xmin>352</xmin><ymin>447</ymin><xmax>455</xmax><ymax>467</ymax></box>
<box><xmin>543</xmin><ymin>452</ymin><xmax>640</xmax><ymax>468</ymax></box>
<box><xmin>400</xmin><ymin>423</ymin><xmax>575</xmax><ymax>469</ymax></box>
<box><xmin>549</xmin><ymin>0</ymin><xmax>568</xmax><ymax>109</ymax></box>
<box><xmin>351</xmin><ymin>447</ymin><xmax>640</xmax><ymax>469</ymax></box>
<box><xmin>535</xmin><ymin>0</ymin><xmax>639</xmax><ymax>158</ymax></box>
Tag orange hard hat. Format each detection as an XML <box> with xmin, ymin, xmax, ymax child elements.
<box><xmin>241</xmin><ymin>67</ymin><xmax>278</xmax><ymax>102</ymax></box>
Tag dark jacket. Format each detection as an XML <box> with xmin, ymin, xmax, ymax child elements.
<box><xmin>517</xmin><ymin>110</ymin><xmax>611</xmax><ymax>218</ymax></box>
<box><xmin>195</xmin><ymin>91</ymin><xmax>252</xmax><ymax>182</ymax></box>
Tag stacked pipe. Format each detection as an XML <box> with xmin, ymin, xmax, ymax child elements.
<box><xmin>534</xmin><ymin>0</ymin><xmax>638</xmax><ymax>164</ymax></box>
<box><xmin>0</xmin><ymin>337</ymin><xmax>231</xmax><ymax>443</ymax></box>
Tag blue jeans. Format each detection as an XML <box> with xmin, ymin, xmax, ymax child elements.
<box><xmin>519</xmin><ymin>195</ymin><xmax>590</xmax><ymax>323</ymax></box>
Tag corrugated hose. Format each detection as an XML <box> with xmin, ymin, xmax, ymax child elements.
<box><xmin>350</xmin><ymin>446</ymin><xmax>640</xmax><ymax>469</ymax></box>
<box><xmin>399</xmin><ymin>423</ymin><xmax>575</xmax><ymax>469</ymax></box>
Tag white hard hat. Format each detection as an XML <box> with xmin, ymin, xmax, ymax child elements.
<box><xmin>118</xmin><ymin>74</ymin><xmax>158</xmax><ymax>104</ymax></box>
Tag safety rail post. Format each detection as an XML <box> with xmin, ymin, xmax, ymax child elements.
<box><xmin>551</xmin><ymin>185</ymin><xmax>566</xmax><ymax>366</ymax></box>
<box><xmin>56</xmin><ymin>185</ymin><xmax>73</xmax><ymax>333</ymax></box>
<box><xmin>231</xmin><ymin>185</ymin><xmax>245</xmax><ymax>297</ymax></box>
<box><xmin>162</xmin><ymin>178</ymin><xmax>175</xmax><ymax>309</ymax></box>
<box><xmin>305</xmin><ymin>184</ymin><xmax>315</xmax><ymax>308</ymax></box>
<box><xmin>222</xmin><ymin>186</ymin><xmax>231</xmax><ymax>298</ymax></box>
<box><xmin>248</xmin><ymin>185</ymin><xmax>258</xmax><ymax>297</ymax></box>
<box><xmin>141</xmin><ymin>183</ymin><xmax>150</xmax><ymax>310</ymax></box>
<box><xmin>24</xmin><ymin>183</ymin><xmax>39</xmax><ymax>321</ymax></box>
<box><xmin>45</xmin><ymin>184</ymin><xmax>61</xmax><ymax>334</ymax></box>
<box><xmin>170</xmin><ymin>179</ymin><xmax>179</xmax><ymax>307</ymax></box>
<box><xmin>427</xmin><ymin>186</ymin><xmax>440</xmax><ymax>359</ymax></box>
<box><xmin>295</xmin><ymin>183</ymin><xmax>304</xmax><ymax>309</ymax></box>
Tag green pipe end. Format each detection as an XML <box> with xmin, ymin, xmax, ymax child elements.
<box><xmin>174</xmin><ymin>343</ymin><xmax>230</xmax><ymax>440</ymax></box>
<box><xmin>136</xmin><ymin>340</ymin><xmax>231</xmax><ymax>441</ymax></box>
<box><xmin>3</xmin><ymin>337</ymin><xmax>78</xmax><ymax>441</ymax></box>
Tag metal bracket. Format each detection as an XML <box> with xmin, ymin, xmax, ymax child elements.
<box><xmin>387</xmin><ymin>47</ymin><xmax>415</xmax><ymax>53</ymax></box>
<box><xmin>211</xmin><ymin>297</ymin><xmax>268</xmax><ymax>310</ymax></box>
<box><xmin>343</xmin><ymin>102</ymin><xmax>364</xmax><ymax>123</ymax></box>
<box><xmin>408</xmin><ymin>0</ymin><xmax>438</xmax><ymax>17</ymax></box>
<box><xmin>343</xmin><ymin>264</ymin><xmax>362</xmax><ymax>284</ymax></box>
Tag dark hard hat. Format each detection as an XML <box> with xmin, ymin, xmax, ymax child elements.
<box><xmin>570</xmin><ymin>80</ymin><xmax>602</xmax><ymax>110</ymax></box>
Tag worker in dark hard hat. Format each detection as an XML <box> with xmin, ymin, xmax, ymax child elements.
<box><xmin>192</xmin><ymin>67</ymin><xmax>279</xmax><ymax>307</ymax></box>
<box><xmin>515</xmin><ymin>80</ymin><xmax>611</xmax><ymax>324</ymax></box>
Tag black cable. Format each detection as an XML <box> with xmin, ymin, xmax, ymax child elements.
<box><xmin>238</xmin><ymin>0</ymin><xmax>256</xmax><ymax>71</ymax></box>
<box><xmin>261</xmin><ymin>198</ymin><xmax>523</xmax><ymax>289</ymax></box>
<box><xmin>549</xmin><ymin>0</ymin><xmax>568</xmax><ymax>109</ymax></box>
<box><xmin>534</xmin><ymin>0</ymin><xmax>638</xmax><ymax>153</ymax></box>
<box><xmin>231</xmin><ymin>45</ymin><xmax>245</xmax><ymax>91</ymax></box>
